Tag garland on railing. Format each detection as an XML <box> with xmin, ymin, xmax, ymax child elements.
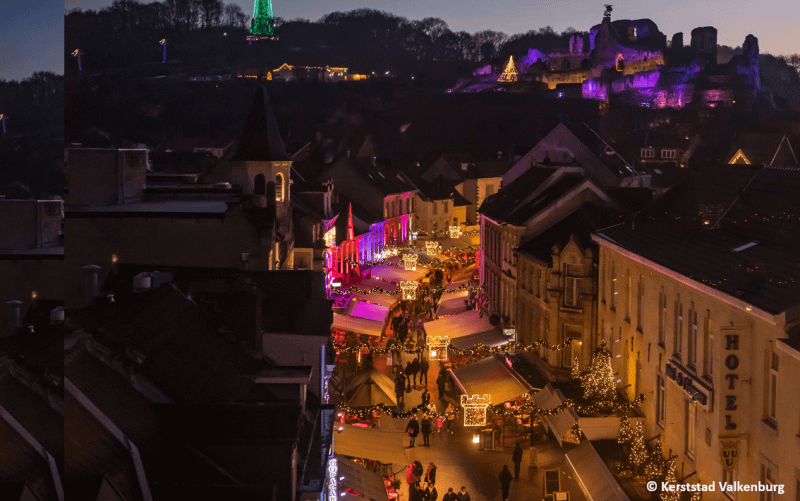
<box><xmin>414</xmin><ymin>229</ymin><xmax>480</xmax><ymax>237</ymax></box>
<box><xmin>330</xmin><ymin>283</ymin><xmax>484</xmax><ymax>298</ymax></box>
<box><xmin>333</xmin><ymin>338</ymin><xmax>575</xmax><ymax>355</ymax></box>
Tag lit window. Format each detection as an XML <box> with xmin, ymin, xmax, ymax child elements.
<box><xmin>661</xmin><ymin>149</ymin><xmax>677</xmax><ymax>159</ymax></box>
<box><xmin>673</xmin><ymin>297</ymin><xmax>683</xmax><ymax>358</ymax></box>
<box><xmin>723</xmin><ymin>468</ymin><xmax>737</xmax><ymax>500</ymax></box>
<box><xmin>688</xmin><ymin>305</ymin><xmax>698</xmax><ymax>369</ymax></box>
<box><xmin>686</xmin><ymin>399</ymin><xmax>696</xmax><ymax>458</ymax></box>
<box><xmin>768</xmin><ymin>351</ymin><xmax>779</xmax><ymax>422</ymax></box>
<box><xmin>658</xmin><ymin>287</ymin><xmax>667</xmax><ymax>346</ymax></box>
<box><xmin>641</xmin><ymin>148</ymin><xmax>655</xmax><ymax>158</ymax></box>
<box><xmin>760</xmin><ymin>462</ymin><xmax>777</xmax><ymax>501</ymax></box>
<box><xmin>656</xmin><ymin>374</ymin><xmax>666</xmax><ymax>426</ymax></box>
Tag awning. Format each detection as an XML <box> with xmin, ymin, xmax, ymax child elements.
<box><xmin>565</xmin><ymin>441</ymin><xmax>630</xmax><ymax>501</ymax></box>
<box><xmin>450</xmin><ymin>355</ymin><xmax>534</xmax><ymax>404</ymax></box>
<box><xmin>351</xmin><ymin>278</ymin><xmax>399</xmax><ymax>308</ymax></box>
<box><xmin>369</xmin><ymin>264</ymin><xmax>426</xmax><ymax>284</ymax></box>
<box><xmin>532</xmin><ymin>384</ymin><xmax>578</xmax><ymax>447</ymax></box>
<box><xmin>346</xmin><ymin>299</ymin><xmax>391</xmax><ymax>322</ymax></box>
<box><xmin>336</xmin><ymin>454</ymin><xmax>390</xmax><ymax>501</ymax></box>
<box><xmin>435</xmin><ymin>289</ymin><xmax>470</xmax><ymax>317</ymax></box>
<box><xmin>334</xmin><ymin>424</ymin><xmax>408</xmax><ymax>466</ymax></box>
<box><xmin>333</xmin><ymin>313</ymin><xmax>384</xmax><ymax>337</ymax></box>
<box><xmin>345</xmin><ymin>370</ymin><xmax>398</xmax><ymax>408</ymax></box>
<box><xmin>422</xmin><ymin>310</ymin><xmax>507</xmax><ymax>348</ymax></box>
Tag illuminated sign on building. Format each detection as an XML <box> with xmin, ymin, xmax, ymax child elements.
<box><xmin>449</xmin><ymin>226</ymin><xmax>462</xmax><ymax>238</ymax></box>
<box><xmin>400</xmin><ymin>281</ymin><xmax>418</xmax><ymax>300</ymax></box>
<box><xmin>461</xmin><ymin>394</ymin><xmax>491</xmax><ymax>426</ymax></box>
<box><xmin>428</xmin><ymin>336</ymin><xmax>450</xmax><ymax>361</ymax></box>
<box><xmin>426</xmin><ymin>241</ymin><xmax>439</xmax><ymax>256</ymax></box>
<box><xmin>665</xmin><ymin>360</ymin><xmax>712</xmax><ymax>411</ymax></box>
<box><xmin>402</xmin><ymin>253</ymin><xmax>418</xmax><ymax>270</ymax></box>
<box><xmin>327</xmin><ymin>458</ymin><xmax>338</xmax><ymax>501</ymax></box>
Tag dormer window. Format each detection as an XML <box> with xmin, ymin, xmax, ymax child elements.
<box><xmin>641</xmin><ymin>148</ymin><xmax>655</xmax><ymax>158</ymax></box>
<box><xmin>661</xmin><ymin>149</ymin><xmax>676</xmax><ymax>159</ymax></box>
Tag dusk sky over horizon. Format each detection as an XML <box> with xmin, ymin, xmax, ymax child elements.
<box><xmin>2</xmin><ymin>0</ymin><xmax>798</xmax><ymax>82</ymax></box>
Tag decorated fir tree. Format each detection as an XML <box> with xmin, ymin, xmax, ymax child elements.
<box><xmin>629</xmin><ymin>421</ymin><xmax>648</xmax><ymax>475</ymax></box>
<box><xmin>497</xmin><ymin>56</ymin><xmax>518</xmax><ymax>82</ymax></box>
<box><xmin>571</xmin><ymin>357</ymin><xmax>581</xmax><ymax>380</ymax></box>
<box><xmin>645</xmin><ymin>438</ymin><xmax>665</xmax><ymax>480</ymax></box>
<box><xmin>617</xmin><ymin>413</ymin><xmax>633</xmax><ymax>444</ymax></box>
<box><xmin>660</xmin><ymin>460</ymin><xmax>679</xmax><ymax>501</ymax></box>
<box><xmin>581</xmin><ymin>342</ymin><xmax>616</xmax><ymax>402</ymax></box>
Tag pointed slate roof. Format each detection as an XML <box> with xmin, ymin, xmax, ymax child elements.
<box><xmin>232</xmin><ymin>85</ymin><xmax>290</xmax><ymax>162</ymax></box>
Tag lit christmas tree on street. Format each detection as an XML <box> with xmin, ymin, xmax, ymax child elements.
<box><xmin>498</xmin><ymin>56</ymin><xmax>518</xmax><ymax>82</ymax></box>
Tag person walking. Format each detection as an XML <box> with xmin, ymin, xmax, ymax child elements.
<box><xmin>395</xmin><ymin>373</ymin><xmax>406</xmax><ymax>405</ymax></box>
<box><xmin>421</xmin><ymin>388</ymin><xmax>431</xmax><ymax>407</ymax></box>
<box><xmin>442</xmin><ymin>487</ymin><xmax>457</xmax><ymax>501</ymax></box>
<box><xmin>436</xmin><ymin>369</ymin><xmax>448</xmax><ymax>402</ymax></box>
<box><xmin>456</xmin><ymin>486</ymin><xmax>471</xmax><ymax>501</ymax></box>
<box><xmin>424</xmin><ymin>463</ymin><xmax>437</xmax><ymax>486</ymax></box>
<box><xmin>406</xmin><ymin>415</ymin><xmax>419</xmax><ymax>448</ymax></box>
<box><xmin>424</xmin><ymin>484</ymin><xmax>438</xmax><ymax>501</ymax></box>
<box><xmin>419</xmin><ymin>357</ymin><xmax>430</xmax><ymax>386</ymax></box>
<box><xmin>446</xmin><ymin>403</ymin><xmax>456</xmax><ymax>434</ymax></box>
<box><xmin>512</xmin><ymin>442</ymin><xmax>523</xmax><ymax>480</ymax></box>
<box><xmin>499</xmin><ymin>465</ymin><xmax>513</xmax><ymax>501</ymax></box>
<box><xmin>421</xmin><ymin>414</ymin><xmax>432</xmax><ymax>446</ymax></box>
<box><xmin>408</xmin><ymin>358</ymin><xmax>420</xmax><ymax>387</ymax></box>
<box><xmin>405</xmin><ymin>362</ymin><xmax>415</xmax><ymax>391</ymax></box>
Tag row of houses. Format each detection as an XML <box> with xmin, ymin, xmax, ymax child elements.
<box><xmin>478</xmin><ymin>123</ymin><xmax>800</xmax><ymax>498</ymax></box>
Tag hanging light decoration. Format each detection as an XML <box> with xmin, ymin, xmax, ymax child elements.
<box><xmin>461</xmin><ymin>394</ymin><xmax>491</xmax><ymax>427</ymax></box>
<box><xmin>449</xmin><ymin>226</ymin><xmax>462</xmax><ymax>238</ymax></box>
<box><xmin>400</xmin><ymin>281</ymin><xmax>419</xmax><ymax>300</ymax></box>
<box><xmin>428</xmin><ymin>336</ymin><xmax>450</xmax><ymax>361</ymax></box>
<box><xmin>402</xmin><ymin>253</ymin><xmax>418</xmax><ymax>271</ymax></box>
<box><xmin>426</xmin><ymin>241</ymin><xmax>439</xmax><ymax>256</ymax></box>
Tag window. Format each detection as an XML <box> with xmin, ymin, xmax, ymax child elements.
<box><xmin>453</xmin><ymin>218</ymin><xmax>458</xmax><ymax>226</ymax></box>
<box><xmin>636</xmin><ymin>278</ymin><xmax>644</xmax><ymax>331</ymax></box>
<box><xmin>658</xmin><ymin>287</ymin><xmax>667</xmax><ymax>346</ymax></box>
<box><xmin>641</xmin><ymin>148</ymin><xmax>655</xmax><ymax>158</ymax></box>
<box><xmin>432</xmin><ymin>221</ymin><xmax>437</xmax><ymax>232</ymax></box>
<box><xmin>275</xmin><ymin>173</ymin><xmax>285</xmax><ymax>201</ymax></box>
<box><xmin>656</xmin><ymin>373</ymin><xmax>666</xmax><ymax>427</ymax></box>
<box><xmin>723</xmin><ymin>468</ymin><xmax>737</xmax><ymax>500</ymax></box>
<box><xmin>760</xmin><ymin>462</ymin><xmax>777</xmax><ymax>501</ymax></box>
<box><xmin>673</xmin><ymin>297</ymin><xmax>683</xmax><ymax>357</ymax></box>
<box><xmin>704</xmin><ymin>313</ymin><xmax>714</xmax><ymax>378</ymax></box>
<box><xmin>625</xmin><ymin>270</ymin><xmax>632</xmax><ymax>321</ymax></box>
<box><xmin>661</xmin><ymin>149</ymin><xmax>677</xmax><ymax>159</ymax></box>
<box><xmin>688</xmin><ymin>305</ymin><xmax>698</xmax><ymax>369</ymax></box>
<box><xmin>565</xmin><ymin>277</ymin><xmax>580</xmax><ymax>307</ymax></box>
<box><xmin>562</xmin><ymin>327</ymin><xmax>580</xmax><ymax>367</ymax></box>
<box><xmin>444</xmin><ymin>201</ymin><xmax>449</xmax><ymax>213</ymax></box>
<box><xmin>610</xmin><ymin>262</ymin><xmax>616</xmax><ymax>310</ymax></box>
<box><xmin>536</xmin><ymin>270</ymin><xmax>542</xmax><ymax>298</ymax></box>
<box><xmin>432</xmin><ymin>202</ymin><xmax>437</xmax><ymax>215</ymax></box>
<box><xmin>686</xmin><ymin>399</ymin><xmax>696</xmax><ymax>458</ymax></box>
<box><xmin>768</xmin><ymin>351</ymin><xmax>779</xmax><ymax>422</ymax></box>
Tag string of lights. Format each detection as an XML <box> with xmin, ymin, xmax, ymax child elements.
<box><xmin>333</xmin><ymin>338</ymin><xmax>576</xmax><ymax>355</ymax></box>
<box><xmin>330</xmin><ymin>283</ymin><xmax>484</xmax><ymax>298</ymax></box>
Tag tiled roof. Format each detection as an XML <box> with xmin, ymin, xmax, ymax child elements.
<box><xmin>517</xmin><ymin>203</ymin><xmax>626</xmax><ymax>264</ymax></box>
<box><xmin>595</xmin><ymin>164</ymin><xmax>800</xmax><ymax>314</ymax></box>
<box><xmin>68</xmin><ymin>285</ymin><xmax>274</xmax><ymax>404</ymax></box>
<box><xmin>415</xmin><ymin>177</ymin><xmax>472</xmax><ymax>206</ymax></box>
<box><xmin>479</xmin><ymin>167</ymin><xmax>556</xmax><ymax>222</ymax></box>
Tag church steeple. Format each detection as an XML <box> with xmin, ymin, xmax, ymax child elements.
<box><xmin>233</xmin><ymin>85</ymin><xmax>289</xmax><ymax>162</ymax></box>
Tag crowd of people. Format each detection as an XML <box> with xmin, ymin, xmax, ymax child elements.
<box><xmin>406</xmin><ymin>460</ymin><xmax>477</xmax><ymax>501</ymax></box>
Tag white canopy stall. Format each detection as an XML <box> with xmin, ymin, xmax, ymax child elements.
<box><xmin>422</xmin><ymin>310</ymin><xmax>507</xmax><ymax>349</ymax></box>
<box><xmin>333</xmin><ymin>313</ymin><xmax>385</xmax><ymax>337</ymax></box>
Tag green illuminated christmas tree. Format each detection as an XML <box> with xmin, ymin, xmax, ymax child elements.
<box><xmin>251</xmin><ymin>0</ymin><xmax>275</xmax><ymax>36</ymax></box>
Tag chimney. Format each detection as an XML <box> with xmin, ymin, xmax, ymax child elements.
<box><xmin>6</xmin><ymin>300</ymin><xmax>22</xmax><ymax>337</ymax></box>
<box><xmin>50</xmin><ymin>306</ymin><xmax>65</xmax><ymax>325</ymax></box>
<box><xmin>82</xmin><ymin>264</ymin><xmax>101</xmax><ymax>305</ymax></box>
<box><xmin>132</xmin><ymin>272</ymin><xmax>152</xmax><ymax>292</ymax></box>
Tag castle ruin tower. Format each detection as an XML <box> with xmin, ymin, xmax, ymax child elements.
<box><xmin>691</xmin><ymin>27</ymin><xmax>717</xmax><ymax>63</ymax></box>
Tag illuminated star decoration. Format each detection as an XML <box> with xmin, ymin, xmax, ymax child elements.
<box><xmin>449</xmin><ymin>226</ymin><xmax>462</xmax><ymax>238</ymax></box>
<box><xmin>400</xmin><ymin>281</ymin><xmax>419</xmax><ymax>300</ymax></box>
<box><xmin>428</xmin><ymin>336</ymin><xmax>450</xmax><ymax>361</ymax></box>
<box><xmin>425</xmin><ymin>241</ymin><xmax>439</xmax><ymax>256</ymax></box>
<box><xmin>461</xmin><ymin>394</ymin><xmax>491</xmax><ymax>426</ymax></box>
<box><xmin>71</xmin><ymin>49</ymin><xmax>84</xmax><ymax>72</ymax></box>
<box><xmin>402</xmin><ymin>253</ymin><xmax>418</xmax><ymax>271</ymax></box>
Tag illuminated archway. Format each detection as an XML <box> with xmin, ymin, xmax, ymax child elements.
<box><xmin>616</xmin><ymin>54</ymin><xmax>625</xmax><ymax>71</ymax></box>
<box><xmin>275</xmin><ymin>173</ymin><xmax>285</xmax><ymax>201</ymax></box>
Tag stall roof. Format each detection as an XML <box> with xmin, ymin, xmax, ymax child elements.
<box><xmin>346</xmin><ymin>299</ymin><xmax>391</xmax><ymax>322</ymax></box>
<box><xmin>450</xmin><ymin>355</ymin><xmax>534</xmax><ymax>404</ymax></box>
<box><xmin>351</xmin><ymin>278</ymin><xmax>399</xmax><ymax>308</ymax></box>
<box><xmin>369</xmin><ymin>265</ymin><xmax>427</xmax><ymax>284</ymax></box>
<box><xmin>346</xmin><ymin>370</ymin><xmax>397</xmax><ymax>408</ymax></box>
<box><xmin>422</xmin><ymin>310</ymin><xmax>507</xmax><ymax>348</ymax></box>
<box><xmin>335</xmin><ymin>454</ymin><xmax>390</xmax><ymax>501</ymax></box>
<box><xmin>566</xmin><ymin>441</ymin><xmax>631</xmax><ymax>501</ymax></box>
<box><xmin>532</xmin><ymin>384</ymin><xmax>578</xmax><ymax>447</ymax></box>
<box><xmin>332</xmin><ymin>313</ymin><xmax>384</xmax><ymax>337</ymax></box>
<box><xmin>334</xmin><ymin>424</ymin><xmax>408</xmax><ymax>466</ymax></box>
<box><xmin>435</xmin><ymin>290</ymin><xmax>470</xmax><ymax>317</ymax></box>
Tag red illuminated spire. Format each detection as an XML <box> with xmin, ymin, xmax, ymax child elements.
<box><xmin>347</xmin><ymin>204</ymin><xmax>355</xmax><ymax>240</ymax></box>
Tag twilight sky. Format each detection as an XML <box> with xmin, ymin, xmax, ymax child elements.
<box><xmin>3</xmin><ymin>0</ymin><xmax>797</xmax><ymax>82</ymax></box>
<box><xmin>0</xmin><ymin>0</ymin><xmax>64</xmax><ymax>81</ymax></box>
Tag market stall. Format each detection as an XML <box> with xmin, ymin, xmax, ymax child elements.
<box><xmin>333</xmin><ymin>313</ymin><xmax>385</xmax><ymax>337</ymax></box>
<box><xmin>422</xmin><ymin>310</ymin><xmax>507</xmax><ymax>349</ymax></box>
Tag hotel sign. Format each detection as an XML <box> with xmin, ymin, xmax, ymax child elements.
<box><xmin>665</xmin><ymin>360</ymin><xmax>712</xmax><ymax>412</ymax></box>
